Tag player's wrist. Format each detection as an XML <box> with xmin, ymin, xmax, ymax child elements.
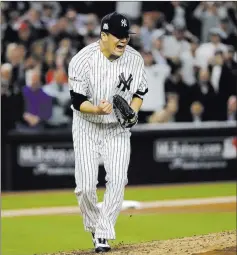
<box><xmin>93</xmin><ymin>106</ymin><xmax>100</xmax><ymax>115</ymax></box>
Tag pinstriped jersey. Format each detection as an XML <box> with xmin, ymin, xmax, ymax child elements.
<box><xmin>68</xmin><ymin>41</ymin><xmax>148</xmax><ymax>124</ymax></box>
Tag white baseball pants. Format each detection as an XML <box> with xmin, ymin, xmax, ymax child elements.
<box><xmin>72</xmin><ymin>116</ymin><xmax>131</xmax><ymax>240</ymax></box>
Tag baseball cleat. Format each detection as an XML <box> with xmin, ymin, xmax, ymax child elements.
<box><xmin>92</xmin><ymin>234</ymin><xmax>111</xmax><ymax>253</ymax></box>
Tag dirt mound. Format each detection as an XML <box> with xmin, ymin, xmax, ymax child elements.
<box><xmin>43</xmin><ymin>230</ymin><xmax>236</xmax><ymax>255</ymax></box>
<box><xmin>193</xmin><ymin>246</ymin><xmax>236</xmax><ymax>255</ymax></box>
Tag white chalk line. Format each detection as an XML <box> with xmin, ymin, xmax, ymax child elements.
<box><xmin>2</xmin><ymin>196</ymin><xmax>236</xmax><ymax>218</ymax></box>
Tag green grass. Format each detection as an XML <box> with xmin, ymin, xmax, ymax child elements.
<box><xmin>2</xmin><ymin>182</ymin><xmax>236</xmax><ymax>210</ymax></box>
<box><xmin>2</xmin><ymin>182</ymin><xmax>236</xmax><ymax>255</ymax></box>
<box><xmin>2</xmin><ymin>212</ymin><xmax>236</xmax><ymax>255</ymax></box>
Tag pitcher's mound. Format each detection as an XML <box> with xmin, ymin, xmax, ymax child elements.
<box><xmin>44</xmin><ymin>230</ymin><xmax>236</xmax><ymax>255</ymax></box>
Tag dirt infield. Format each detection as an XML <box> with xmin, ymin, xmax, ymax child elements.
<box><xmin>43</xmin><ymin>230</ymin><xmax>236</xmax><ymax>255</ymax></box>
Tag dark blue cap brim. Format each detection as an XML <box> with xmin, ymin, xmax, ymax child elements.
<box><xmin>109</xmin><ymin>30</ymin><xmax>136</xmax><ymax>39</ymax></box>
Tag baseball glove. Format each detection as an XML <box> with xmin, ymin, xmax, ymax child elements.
<box><xmin>113</xmin><ymin>95</ymin><xmax>138</xmax><ymax>129</ymax></box>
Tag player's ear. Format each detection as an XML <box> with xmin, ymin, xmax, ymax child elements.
<box><xmin>101</xmin><ymin>32</ymin><xmax>108</xmax><ymax>42</ymax></box>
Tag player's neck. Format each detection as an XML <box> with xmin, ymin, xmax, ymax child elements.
<box><xmin>99</xmin><ymin>40</ymin><xmax>119</xmax><ymax>61</ymax></box>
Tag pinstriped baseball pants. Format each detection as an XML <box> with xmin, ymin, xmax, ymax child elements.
<box><xmin>72</xmin><ymin>116</ymin><xmax>131</xmax><ymax>240</ymax></box>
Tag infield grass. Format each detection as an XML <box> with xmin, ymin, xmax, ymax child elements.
<box><xmin>2</xmin><ymin>212</ymin><xmax>236</xmax><ymax>255</ymax></box>
<box><xmin>2</xmin><ymin>181</ymin><xmax>236</xmax><ymax>210</ymax></box>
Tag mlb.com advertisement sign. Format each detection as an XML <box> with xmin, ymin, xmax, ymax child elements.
<box><xmin>3</xmin><ymin>123</ymin><xmax>236</xmax><ymax>190</ymax></box>
<box><xmin>17</xmin><ymin>143</ymin><xmax>75</xmax><ymax>176</ymax></box>
<box><xmin>153</xmin><ymin>137</ymin><xmax>237</xmax><ymax>170</ymax></box>
<box><xmin>17</xmin><ymin>143</ymin><xmax>104</xmax><ymax>176</ymax></box>
<box><xmin>16</xmin><ymin>137</ymin><xmax>237</xmax><ymax>176</ymax></box>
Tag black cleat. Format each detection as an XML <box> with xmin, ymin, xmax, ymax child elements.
<box><xmin>95</xmin><ymin>246</ymin><xmax>111</xmax><ymax>253</ymax></box>
<box><xmin>92</xmin><ymin>236</ymin><xmax>111</xmax><ymax>253</ymax></box>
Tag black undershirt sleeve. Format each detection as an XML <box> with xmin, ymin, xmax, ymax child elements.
<box><xmin>70</xmin><ymin>90</ymin><xmax>89</xmax><ymax>111</ymax></box>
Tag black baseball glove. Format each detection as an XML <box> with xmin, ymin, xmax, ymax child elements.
<box><xmin>113</xmin><ymin>95</ymin><xmax>138</xmax><ymax>129</ymax></box>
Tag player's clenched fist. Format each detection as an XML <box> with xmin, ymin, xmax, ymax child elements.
<box><xmin>96</xmin><ymin>99</ymin><xmax>113</xmax><ymax>115</ymax></box>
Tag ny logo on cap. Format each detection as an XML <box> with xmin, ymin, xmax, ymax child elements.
<box><xmin>103</xmin><ymin>23</ymin><xmax>109</xmax><ymax>30</ymax></box>
<box><xmin>121</xmin><ymin>19</ymin><xmax>127</xmax><ymax>27</ymax></box>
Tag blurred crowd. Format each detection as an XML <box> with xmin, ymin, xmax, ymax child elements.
<box><xmin>1</xmin><ymin>1</ymin><xmax>237</xmax><ymax>136</ymax></box>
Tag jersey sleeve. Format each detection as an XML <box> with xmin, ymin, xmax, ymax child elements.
<box><xmin>68</xmin><ymin>58</ymin><xmax>89</xmax><ymax>96</ymax></box>
<box><xmin>133</xmin><ymin>62</ymin><xmax>148</xmax><ymax>100</ymax></box>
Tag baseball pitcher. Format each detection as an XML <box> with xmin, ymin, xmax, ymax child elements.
<box><xmin>68</xmin><ymin>12</ymin><xmax>148</xmax><ymax>253</ymax></box>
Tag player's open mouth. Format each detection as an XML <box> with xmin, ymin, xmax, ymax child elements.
<box><xmin>116</xmin><ymin>45</ymin><xmax>125</xmax><ymax>50</ymax></box>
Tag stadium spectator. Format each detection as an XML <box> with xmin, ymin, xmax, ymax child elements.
<box><xmin>42</xmin><ymin>51</ymin><xmax>56</xmax><ymax>84</ymax></box>
<box><xmin>219</xmin><ymin>18</ymin><xmax>237</xmax><ymax>50</ymax></box>
<box><xmin>1</xmin><ymin>63</ymin><xmax>12</xmax><ymax>94</ymax></box>
<box><xmin>43</xmin><ymin>69</ymin><xmax>71</xmax><ymax>128</ymax></box>
<box><xmin>25</xmin><ymin>8</ymin><xmax>46</xmax><ymax>32</ymax></box>
<box><xmin>115</xmin><ymin>2</ymin><xmax>142</xmax><ymax>24</ymax></box>
<box><xmin>190</xmin><ymin>69</ymin><xmax>217</xmax><ymax>121</ymax></box>
<box><xmin>208</xmin><ymin>50</ymin><xmax>236</xmax><ymax>120</ymax></box>
<box><xmin>193</xmin><ymin>2</ymin><xmax>227</xmax><ymax>43</ymax></box>
<box><xmin>140</xmin><ymin>12</ymin><xmax>157</xmax><ymax>51</ymax></box>
<box><xmin>5</xmin><ymin>43</ymin><xmax>26</xmax><ymax>92</ymax></box>
<box><xmin>30</xmin><ymin>2</ymin><xmax>61</xmax><ymax>17</ymax></box>
<box><xmin>180</xmin><ymin>37</ymin><xmax>200</xmax><ymax>86</ymax></box>
<box><xmin>170</xmin><ymin>1</ymin><xmax>186</xmax><ymax>28</ymax></box>
<box><xmin>1</xmin><ymin>63</ymin><xmax>25</xmax><ymax>132</ymax></box>
<box><xmin>195</xmin><ymin>27</ymin><xmax>228</xmax><ymax>68</ymax></box>
<box><xmin>24</xmin><ymin>54</ymin><xmax>42</xmax><ymax>86</ymax></box>
<box><xmin>129</xmin><ymin>24</ymin><xmax>143</xmax><ymax>51</ymax></box>
<box><xmin>1</xmin><ymin>12</ymin><xmax>18</xmax><ymax>62</ymax></box>
<box><xmin>225</xmin><ymin>2</ymin><xmax>237</xmax><ymax>32</ymax></box>
<box><xmin>41</xmin><ymin>3</ymin><xmax>61</xmax><ymax>28</ymax></box>
<box><xmin>31</xmin><ymin>41</ymin><xmax>45</xmax><ymax>60</ymax></box>
<box><xmin>164</xmin><ymin>63</ymin><xmax>192</xmax><ymax>122</ymax></box>
<box><xmin>162</xmin><ymin>24</ymin><xmax>191</xmax><ymax>63</ymax></box>
<box><xmin>190</xmin><ymin>101</ymin><xmax>204</xmax><ymax>123</ymax></box>
<box><xmin>139</xmin><ymin>51</ymin><xmax>170</xmax><ymax>123</ymax></box>
<box><xmin>18</xmin><ymin>69</ymin><xmax>52</xmax><ymax>131</ymax></box>
<box><xmin>41</xmin><ymin>4</ymin><xmax>56</xmax><ymax>29</ymax></box>
<box><xmin>80</xmin><ymin>14</ymin><xmax>101</xmax><ymax>46</ymax></box>
<box><xmin>224</xmin><ymin>46</ymin><xmax>237</xmax><ymax>78</ymax></box>
<box><xmin>64</xmin><ymin>7</ymin><xmax>89</xmax><ymax>35</ymax></box>
<box><xmin>151</xmin><ymin>30</ymin><xmax>167</xmax><ymax>65</ymax></box>
<box><xmin>77</xmin><ymin>13</ymin><xmax>100</xmax><ymax>37</ymax></box>
<box><xmin>15</xmin><ymin>21</ymin><xmax>36</xmax><ymax>50</ymax></box>
<box><xmin>147</xmin><ymin>94</ymin><xmax>178</xmax><ymax>123</ymax></box>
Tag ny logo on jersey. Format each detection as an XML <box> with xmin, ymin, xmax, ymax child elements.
<box><xmin>121</xmin><ymin>19</ymin><xmax>127</xmax><ymax>27</ymax></box>
<box><xmin>117</xmin><ymin>73</ymin><xmax>133</xmax><ymax>92</ymax></box>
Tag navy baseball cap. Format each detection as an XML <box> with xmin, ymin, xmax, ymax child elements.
<box><xmin>101</xmin><ymin>12</ymin><xmax>135</xmax><ymax>39</ymax></box>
